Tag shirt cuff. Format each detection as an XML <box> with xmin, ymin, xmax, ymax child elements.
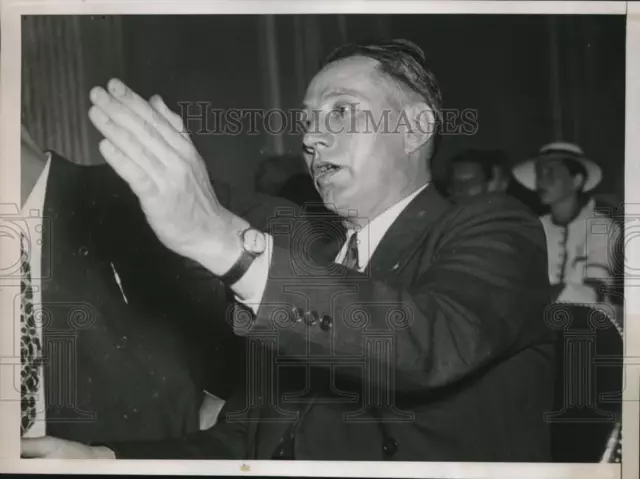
<box><xmin>232</xmin><ymin>233</ymin><xmax>273</xmax><ymax>314</ymax></box>
<box><xmin>557</xmin><ymin>282</ymin><xmax>598</xmax><ymax>303</ymax></box>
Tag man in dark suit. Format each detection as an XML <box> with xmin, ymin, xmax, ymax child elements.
<box><xmin>23</xmin><ymin>39</ymin><xmax>555</xmax><ymax>461</ymax></box>
<box><xmin>16</xmin><ymin>127</ymin><xmax>284</xmax><ymax>443</ymax></box>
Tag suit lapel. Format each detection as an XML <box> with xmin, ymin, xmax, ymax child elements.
<box><xmin>368</xmin><ymin>184</ymin><xmax>451</xmax><ymax>278</ymax></box>
<box><xmin>303</xmin><ymin>185</ymin><xmax>451</xmax><ymax>275</ymax></box>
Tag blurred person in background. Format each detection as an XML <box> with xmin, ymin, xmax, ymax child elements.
<box><xmin>512</xmin><ymin>142</ymin><xmax>621</xmax><ymax>308</ymax></box>
<box><xmin>445</xmin><ymin>149</ymin><xmax>510</xmax><ymax>202</ymax></box>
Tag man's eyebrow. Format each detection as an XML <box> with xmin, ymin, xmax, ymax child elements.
<box><xmin>325</xmin><ymin>88</ymin><xmax>363</xmax><ymax>99</ymax></box>
<box><xmin>301</xmin><ymin>89</ymin><xmax>366</xmax><ymax>109</ymax></box>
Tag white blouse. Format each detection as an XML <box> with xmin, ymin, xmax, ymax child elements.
<box><xmin>540</xmin><ymin>199</ymin><xmax>620</xmax><ymax>304</ymax></box>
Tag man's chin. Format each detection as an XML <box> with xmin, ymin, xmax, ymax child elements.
<box><xmin>319</xmin><ymin>190</ymin><xmax>347</xmax><ymax>216</ymax></box>
<box><xmin>321</xmin><ymin>197</ymin><xmax>341</xmax><ymax>214</ymax></box>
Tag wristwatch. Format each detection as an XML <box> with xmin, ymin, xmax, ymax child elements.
<box><xmin>220</xmin><ymin>227</ymin><xmax>267</xmax><ymax>285</ymax></box>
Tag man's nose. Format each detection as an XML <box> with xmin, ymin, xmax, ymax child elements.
<box><xmin>302</xmin><ymin>131</ymin><xmax>333</xmax><ymax>157</ymax></box>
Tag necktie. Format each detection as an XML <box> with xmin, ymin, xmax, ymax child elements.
<box><xmin>20</xmin><ymin>233</ymin><xmax>42</xmax><ymax>435</ymax></box>
<box><xmin>272</xmin><ymin>232</ymin><xmax>361</xmax><ymax>459</ymax></box>
<box><xmin>341</xmin><ymin>232</ymin><xmax>360</xmax><ymax>270</ymax></box>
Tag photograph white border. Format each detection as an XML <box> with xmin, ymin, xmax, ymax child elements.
<box><xmin>0</xmin><ymin>1</ymin><xmax>636</xmax><ymax>478</ymax></box>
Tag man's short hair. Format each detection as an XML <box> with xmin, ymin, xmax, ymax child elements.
<box><xmin>449</xmin><ymin>149</ymin><xmax>510</xmax><ymax>181</ymax></box>
<box><xmin>324</xmin><ymin>39</ymin><xmax>443</xmax><ymax>156</ymax></box>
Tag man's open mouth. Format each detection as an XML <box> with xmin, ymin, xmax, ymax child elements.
<box><xmin>314</xmin><ymin>162</ymin><xmax>343</xmax><ymax>182</ymax></box>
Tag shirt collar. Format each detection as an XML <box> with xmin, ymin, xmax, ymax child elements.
<box><xmin>23</xmin><ymin>153</ymin><xmax>51</xmax><ymax>213</ymax></box>
<box><xmin>544</xmin><ymin>197</ymin><xmax>596</xmax><ymax>229</ymax></box>
<box><xmin>344</xmin><ymin>183</ymin><xmax>429</xmax><ymax>270</ymax></box>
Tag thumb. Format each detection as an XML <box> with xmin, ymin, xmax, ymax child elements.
<box><xmin>21</xmin><ymin>436</ymin><xmax>56</xmax><ymax>458</ymax></box>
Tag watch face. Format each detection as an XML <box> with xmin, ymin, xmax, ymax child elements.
<box><xmin>243</xmin><ymin>228</ymin><xmax>266</xmax><ymax>255</ymax></box>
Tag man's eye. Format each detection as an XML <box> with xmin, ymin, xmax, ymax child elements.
<box><xmin>333</xmin><ymin>104</ymin><xmax>349</xmax><ymax>117</ymax></box>
<box><xmin>297</xmin><ymin>112</ymin><xmax>311</xmax><ymax>131</ymax></box>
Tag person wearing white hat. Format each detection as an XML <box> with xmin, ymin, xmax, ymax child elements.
<box><xmin>512</xmin><ymin>142</ymin><xmax>621</xmax><ymax>304</ymax></box>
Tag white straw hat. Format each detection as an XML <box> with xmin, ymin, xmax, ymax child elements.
<box><xmin>512</xmin><ymin>142</ymin><xmax>602</xmax><ymax>192</ymax></box>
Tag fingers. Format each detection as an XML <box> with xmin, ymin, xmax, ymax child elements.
<box><xmin>103</xmin><ymin>78</ymin><xmax>194</xmax><ymax>158</ymax></box>
<box><xmin>150</xmin><ymin>94</ymin><xmax>186</xmax><ymax>133</ymax></box>
<box><xmin>104</xmin><ymin>78</ymin><xmax>158</xmax><ymax>126</ymax></box>
<box><xmin>88</xmin><ymin>103</ymin><xmax>167</xmax><ymax>185</ymax></box>
<box><xmin>21</xmin><ymin>437</ymin><xmax>54</xmax><ymax>458</ymax></box>
<box><xmin>97</xmin><ymin>138</ymin><xmax>158</xmax><ymax>197</ymax></box>
<box><xmin>89</xmin><ymin>84</ymin><xmax>172</xmax><ymax>170</ymax></box>
<box><xmin>148</xmin><ymin>94</ymin><xmax>196</xmax><ymax>156</ymax></box>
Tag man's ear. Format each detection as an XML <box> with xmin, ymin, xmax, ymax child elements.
<box><xmin>403</xmin><ymin>102</ymin><xmax>436</xmax><ymax>155</ymax></box>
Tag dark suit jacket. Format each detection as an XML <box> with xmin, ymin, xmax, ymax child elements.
<box><xmin>107</xmin><ymin>184</ymin><xmax>557</xmax><ymax>461</ymax></box>
<box><xmin>40</xmin><ymin>153</ymin><xmax>280</xmax><ymax>443</ymax></box>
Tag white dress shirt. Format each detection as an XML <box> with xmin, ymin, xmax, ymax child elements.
<box><xmin>21</xmin><ymin>155</ymin><xmax>51</xmax><ymax>437</ymax></box>
<box><xmin>540</xmin><ymin>198</ymin><xmax>620</xmax><ymax>304</ymax></box>
<box><xmin>334</xmin><ymin>184</ymin><xmax>429</xmax><ymax>272</ymax></box>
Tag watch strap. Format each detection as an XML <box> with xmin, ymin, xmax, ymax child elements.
<box><xmin>220</xmin><ymin>248</ymin><xmax>257</xmax><ymax>286</ymax></box>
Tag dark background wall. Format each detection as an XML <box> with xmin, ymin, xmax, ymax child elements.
<box><xmin>22</xmin><ymin>14</ymin><xmax>626</xmax><ymax>206</ymax></box>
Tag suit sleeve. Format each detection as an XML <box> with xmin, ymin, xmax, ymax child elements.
<box><xmin>99</xmin><ymin>390</ymin><xmax>251</xmax><ymax>459</ymax></box>
<box><xmin>234</xmin><ymin>196</ymin><xmax>552</xmax><ymax>393</ymax></box>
